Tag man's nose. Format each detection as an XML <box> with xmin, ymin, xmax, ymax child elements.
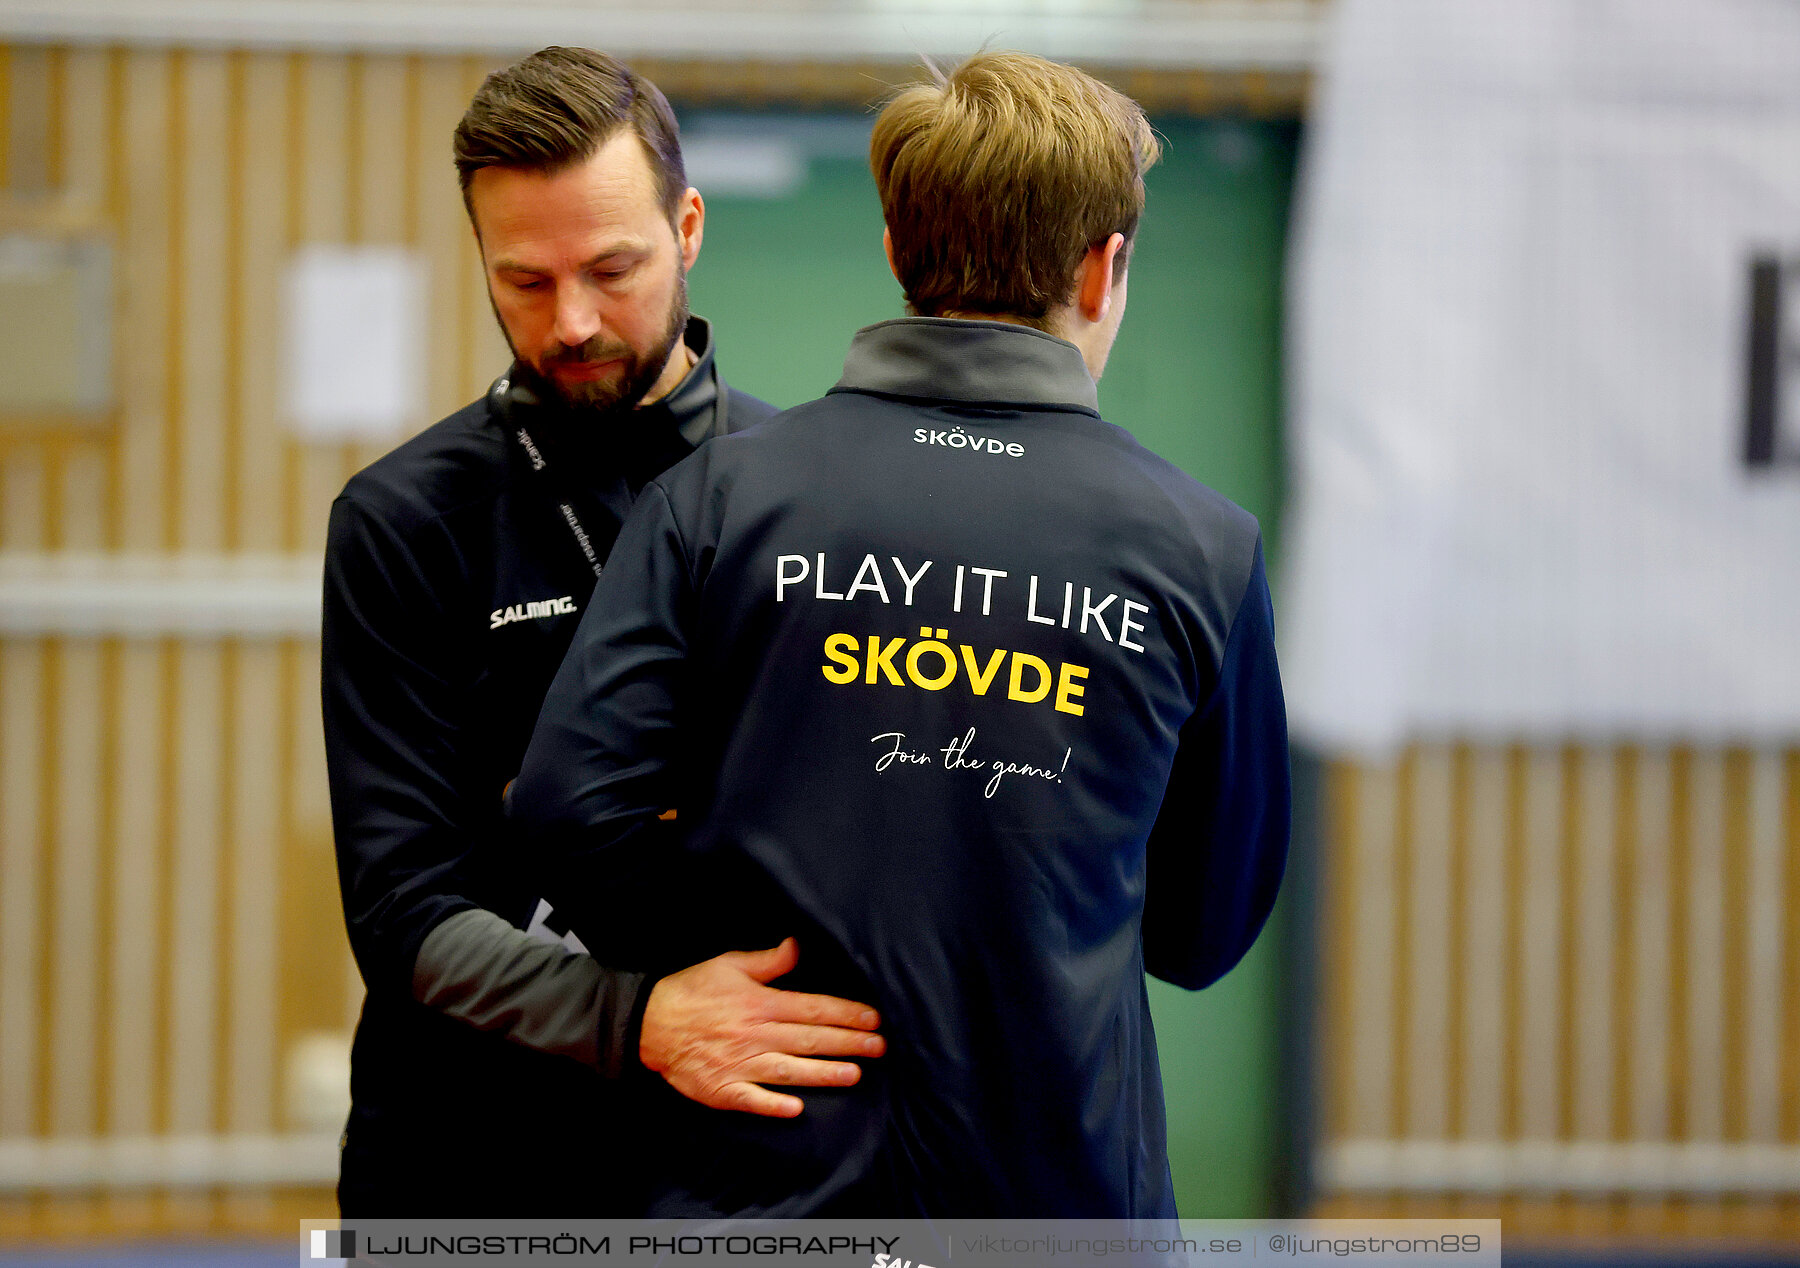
<box><xmin>551</xmin><ymin>285</ymin><xmax>602</xmax><ymax>348</ymax></box>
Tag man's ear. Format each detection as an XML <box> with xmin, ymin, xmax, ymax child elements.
<box><xmin>1077</xmin><ymin>232</ymin><xmax>1126</xmax><ymax>325</ymax></box>
<box><xmin>883</xmin><ymin>227</ymin><xmax>901</xmax><ymax>284</ymax></box>
<box><xmin>676</xmin><ymin>187</ymin><xmax>705</xmax><ymax>271</ymax></box>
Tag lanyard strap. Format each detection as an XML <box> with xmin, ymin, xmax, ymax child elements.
<box><xmin>509</xmin><ymin>415</ymin><xmax>603</xmax><ymax>580</ymax></box>
<box><xmin>494</xmin><ymin>357</ymin><xmax>728</xmax><ymax>582</ymax></box>
<box><xmin>495</xmin><ymin>374</ymin><xmax>607</xmax><ymax>581</ymax></box>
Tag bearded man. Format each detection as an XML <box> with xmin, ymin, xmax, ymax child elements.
<box><xmin>321</xmin><ymin>47</ymin><xmax>884</xmax><ymax>1216</ymax></box>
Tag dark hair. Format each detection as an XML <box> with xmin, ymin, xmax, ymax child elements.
<box><xmin>453</xmin><ymin>46</ymin><xmax>686</xmax><ymax>220</ymax></box>
<box><xmin>871</xmin><ymin>51</ymin><xmax>1159</xmax><ymax>328</ymax></box>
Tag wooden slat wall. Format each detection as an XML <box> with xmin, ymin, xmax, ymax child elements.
<box><xmin>1318</xmin><ymin>745</ymin><xmax>1800</xmax><ymax>1239</ymax></box>
<box><xmin>0</xmin><ymin>43</ymin><xmax>508</xmax><ymax>546</ymax></box>
<box><xmin>0</xmin><ymin>43</ymin><xmax>511</xmax><ymax>1235</ymax></box>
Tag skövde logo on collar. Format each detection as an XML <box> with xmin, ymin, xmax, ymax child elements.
<box><xmin>913</xmin><ymin>425</ymin><xmax>1023</xmax><ymax>458</ymax></box>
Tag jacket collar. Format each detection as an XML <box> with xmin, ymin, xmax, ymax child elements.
<box><xmin>643</xmin><ymin>314</ymin><xmax>727</xmax><ymax>449</ymax></box>
<box><xmin>834</xmin><ymin>317</ymin><xmax>1099</xmax><ymax>413</ymax></box>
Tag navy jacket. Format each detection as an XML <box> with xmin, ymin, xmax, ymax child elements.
<box><xmin>510</xmin><ymin>317</ymin><xmax>1289</xmax><ymax>1217</ymax></box>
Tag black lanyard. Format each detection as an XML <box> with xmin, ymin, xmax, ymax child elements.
<box><xmin>507</xmin><ymin>409</ymin><xmax>604</xmax><ymax>579</ymax></box>
<box><xmin>492</xmin><ymin>362</ymin><xmax>730</xmax><ymax>582</ymax></box>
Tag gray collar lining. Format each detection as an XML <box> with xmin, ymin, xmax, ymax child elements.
<box><xmin>834</xmin><ymin>317</ymin><xmax>1099</xmax><ymax>412</ymax></box>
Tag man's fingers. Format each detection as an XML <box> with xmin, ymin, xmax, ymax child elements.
<box><xmin>719</xmin><ymin>1083</ymin><xmax>805</xmax><ymax>1119</ymax></box>
<box><xmin>642</xmin><ymin>941</ymin><xmax>885</xmax><ymax>1119</ymax></box>
<box><xmin>732</xmin><ymin>937</ymin><xmax>801</xmax><ymax>984</ymax></box>
<box><xmin>731</xmin><ymin>940</ymin><xmax>882</xmax><ymax>1029</ymax></box>
<box><xmin>757</xmin><ymin>987</ymin><xmax>881</xmax><ymax>1032</ymax></box>
<box><xmin>760</xmin><ymin>1021</ymin><xmax>886</xmax><ymax>1059</ymax></box>
<box><xmin>736</xmin><ymin>1053</ymin><xmax>865</xmax><ymax>1089</ymax></box>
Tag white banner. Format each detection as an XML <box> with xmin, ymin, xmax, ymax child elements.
<box><xmin>1282</xmin><ymin>0</ymin><xmax>1800</xmax><ymax>751</ymax></box>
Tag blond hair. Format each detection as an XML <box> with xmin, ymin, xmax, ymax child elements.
<box><xmin>870</xmin><ymin>51</ymin><xmax>1160</xmax><ymax>329</ymax></box>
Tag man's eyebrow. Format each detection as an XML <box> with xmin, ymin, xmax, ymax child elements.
<box><xmin>491</xmin><ymin>242</ymin><xmax>651</xmax><ymax>275</ymax></box>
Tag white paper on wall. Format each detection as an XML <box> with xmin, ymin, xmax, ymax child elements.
<box><xmin>282</xmin><ymin>245</ymin><xmax>427</xmax><ymax>441</ymax></box>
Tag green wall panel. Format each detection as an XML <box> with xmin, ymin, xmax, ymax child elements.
<box><xmin>684</xmin><ymin>116</ymin><xmax>897</xmax><ymax>406</ymax></box>
<box><xmin>684</xmin><ymin>109</ymin><xmax>1299</xmax><ymax>1218</ymax></box>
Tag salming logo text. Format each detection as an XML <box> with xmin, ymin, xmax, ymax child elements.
<box><xmin>490</xmin><ymin>595</ymin><xmax>577</xmax><ymax>629</ymax></box>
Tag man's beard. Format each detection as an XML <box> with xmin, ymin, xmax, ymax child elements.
<box><xmin>506</xmin><ymin>273</ymin><xmax>689</xmax><ymax>419</ymax></box>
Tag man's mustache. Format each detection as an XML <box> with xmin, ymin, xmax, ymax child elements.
<box><xmin>543</xmin><ymin>340</ymin><xmax>633</xmax><ymax>368</ymax></box>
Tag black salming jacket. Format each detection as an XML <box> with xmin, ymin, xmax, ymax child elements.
<box><xmin>510</xmin><ymin>317</ymin><xmax>1290</xmax><ymax>1217</ymax></box>
<box><xmin>321</xmin><ymin>319</ymin><xmax>774</xmax><ymax>1213</ymax></box>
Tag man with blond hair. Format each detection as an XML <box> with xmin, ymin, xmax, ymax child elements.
<box><xmin>511</xmin><ymin>51</ymin><xmax>1290</xmax><ymax>1215</ymax></box>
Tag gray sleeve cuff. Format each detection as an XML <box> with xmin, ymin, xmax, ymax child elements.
<box><xmin>411</xmin><ymin>908</ymin><xmax>647</xmax><ymax>1076</ymax></box>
